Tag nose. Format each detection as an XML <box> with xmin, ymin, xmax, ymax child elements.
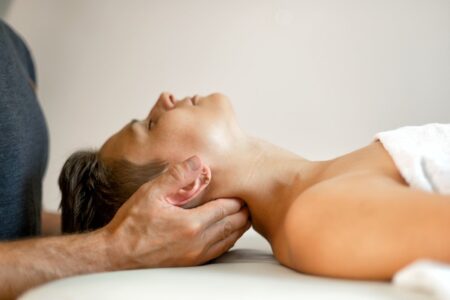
<box><xmin>158</xmin><ymin>92</ymin><xmax>176</xmax><ymax>110</ymax></box>
<box><xmin>146</xmin><ymin>92</ymin><xmax>176</xmax><ymax>121</ymax></box>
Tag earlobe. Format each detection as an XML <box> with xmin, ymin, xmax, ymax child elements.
<box><xmin>166</xmin><ymin>164</ymin><xmax>211</xmax><ymax>207</ymax></box>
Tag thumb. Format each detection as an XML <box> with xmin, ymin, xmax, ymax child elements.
<box><xmin>152</xmin><ymin>155</ymin><xmax>204</xmax><ymax>199</ymax></box>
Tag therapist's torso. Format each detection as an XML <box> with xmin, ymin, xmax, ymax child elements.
<box><xmin>0</xmin><ymin>20</ymin><xmax>49</xmax><ymax>240</ymax></box>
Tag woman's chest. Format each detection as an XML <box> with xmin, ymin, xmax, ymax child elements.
<box><xmin>321</xmin><ymin>141</ymin><xmax>408</xmax><ymax>188</ymax></box>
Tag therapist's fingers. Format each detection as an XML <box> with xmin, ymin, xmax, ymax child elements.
<box><xmin>189</xmin><ymin>198</ymin><xmax>245</xmax><ymax>228</ymax></box>
<box><xmin>202</xmin><ymin>222</ymin><xmax>251</xmax><ymax>263</ymax></box>
<box><xmin>202</xmin><ymin>206</ymin><xmax>250</xmax><ymax>247</ymax></box>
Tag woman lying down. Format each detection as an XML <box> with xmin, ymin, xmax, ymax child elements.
<box><xmin>59</xmin><ymin>92</ymin><xmax>450</xmax><ymax>280</ymax></box>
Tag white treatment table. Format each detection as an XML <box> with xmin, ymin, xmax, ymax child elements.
<box><xmin>20</xmin><ymin>230</ymin><xmax>432</xmax><ymax>300</ymax></box>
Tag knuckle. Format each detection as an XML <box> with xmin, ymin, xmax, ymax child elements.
<box><xmin>215</xmin><ymin>204</ymin><xmax>226</xmax><ymax>221</ymax></box>
<box><xmin>222</xmin><ymin>221</ymin><xmax>234</xmax><ymax>239</ymax></box>
<box><xmin>186</xmin><ymin>221</ymin><xmax>201</xmax><ymax>237</ymax></box>
<box><xmin>128</xmin><ymin>202</ymin><xmax>142</xmax><ymax>217</ymax></box>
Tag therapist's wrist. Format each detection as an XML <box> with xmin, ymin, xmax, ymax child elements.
<box><xmin>72</xmin><ymin>228</ymin><xmax>123</xmax><ymax>273</ymax></box>
<box><xmin>100</xmin><ymin>222</ymin><xmax>161</xmax><ymax>271</ymax></box>
<box><xmin>99</xmin><ymin>226</ymin><xmax>129</xmax><ymax>271</ymax></box>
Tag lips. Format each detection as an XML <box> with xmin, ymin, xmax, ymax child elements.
<box><xmin>191</xmin><ymin>95</ymin><xmax>199</xmax><ymax>105</ymax></box>
<box><xmin>172</xmin><ymin>95</ymin><xmax>199</xmax><ymax>106</ymax></box>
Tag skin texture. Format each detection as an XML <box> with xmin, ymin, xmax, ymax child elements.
<box><xmin>41</xmin><ymin>211</ymin><xmax>61</xmax><ymax>236</ymax></box>
<box><xmin>0</xmin><ymin>157</ymin><xmax>250</xmax><ymax>300</ymax></box>
<box><xmin>101</xmin><ymin>92</ymin><xmax>450</xmax><ymax>281</ymax></box>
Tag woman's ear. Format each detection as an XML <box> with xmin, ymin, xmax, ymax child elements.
<box><xmin>166</xmin><ymin>164</ymin><xmax>211</xmax><ymax>207</ymax></box>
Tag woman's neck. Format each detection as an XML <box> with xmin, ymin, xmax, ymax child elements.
<box><xmin>203</xmin><ymin>136</ymin><xmax>333</xmax><ymax>242</ymax></box>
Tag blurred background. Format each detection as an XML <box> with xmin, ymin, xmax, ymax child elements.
<box><xmin>3</xmin><ymin>0</ymin><xmax>450</xmax><ymax>211</ymax></box>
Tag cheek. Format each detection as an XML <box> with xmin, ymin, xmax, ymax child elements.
<box><xmin>154</xmin><ymin>113</ymin><xmax>209</xmax><ymax>161</ymax></box>
<box><xmin>153</xmin><ymin>105</ymin><xmax>233</xmax><ymax>163</ymax></box>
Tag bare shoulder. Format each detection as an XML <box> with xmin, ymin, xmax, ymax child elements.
<box><xmin>275</xmin><ymin>172</ymin><xmax>450</xmax><ymax>280</ymax></box>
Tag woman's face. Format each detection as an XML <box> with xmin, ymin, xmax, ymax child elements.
<box><xmin>100</xmin><ymin>92</ymin><xmax>240</xmax><ymax>167</ymax></box>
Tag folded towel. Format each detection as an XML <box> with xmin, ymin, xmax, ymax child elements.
<box><xmin>374</xmin><ymin>123</ymin><xmax>450</xmax><ymax>194</ymax></box>
<box><xmin>393</xmin><ymin>260</ymin><xmax>450</xmax><ymax>300</ymax></box>
<box><xmin>423</xmin><ymin>156</ymin><xmax>450</xmax><ymax>195</ymax></box>
<box><xmin>374</xmin><ymin>123</ymin><xmax>450</xmax><ymax>299</ymax></box>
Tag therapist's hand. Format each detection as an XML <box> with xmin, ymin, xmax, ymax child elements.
<box><xmin>0</xmin><ymin>156</ymin><xmax>248</xmax><ymax>300</ymax></box>
<box><xmin>104</xmin><ymin>155</ymin><xmax>251</xmax><ymax>269</ymax></box>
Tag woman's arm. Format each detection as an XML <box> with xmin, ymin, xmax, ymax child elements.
<box><xmin>280</xmin><ymin>173</ymin><xmax>450</xmax><ymax>280</ymax></box>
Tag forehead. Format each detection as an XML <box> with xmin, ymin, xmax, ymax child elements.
<box><xmin>99</xmin><ymin>120</ymin><xmax>143</xmax><ymax>162</ymax></box>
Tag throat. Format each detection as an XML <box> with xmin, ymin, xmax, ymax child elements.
<box><xmin>202</xmin><ymin>138</ymin><xmax>332</xmax><ymax>243</ymax></box>
<box><xmin>239</xmin><ymin>157</ymin><xmax>325</xmax><ymax>243</ymax></box>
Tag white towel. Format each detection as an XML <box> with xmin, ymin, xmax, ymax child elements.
<box><xmin>374</xmin><ymin>123</ymin><xmax>450</xmax><ymax>299</ymax></box>
<box><xmin>393</xmin><ymin>260</ymin><xmax>450</xmax><ymax>300</ymax></box>
<box><xmin>374</xmin><ymin>123</ymin><xmax>450</xmax><ymax>194</ymax></box>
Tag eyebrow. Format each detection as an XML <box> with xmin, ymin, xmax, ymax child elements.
<box><xmin>128</xmin><ymin>119</ymin><xmax>139</xmax><ymax>126</ymax></box>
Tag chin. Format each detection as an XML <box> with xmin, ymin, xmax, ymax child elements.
<box><xmin>202</xmin><ymin>93</ymin><xmax>232</xmax><ymax>110</ymax></box>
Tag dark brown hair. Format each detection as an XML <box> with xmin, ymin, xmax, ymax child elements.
<box><xmin>58</xmin><ymin>150</ymin><xmax>167</xmax><ymax>233</ymax></box>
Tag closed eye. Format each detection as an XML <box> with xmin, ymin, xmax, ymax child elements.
<box><xmin>148</xmin><ymin>119</ymin><xmax>154</xmax><ymax>130</ymax></box>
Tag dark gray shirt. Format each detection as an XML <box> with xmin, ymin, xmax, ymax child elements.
<box><xmin>0</xmin><ymin>20</ymin><xmax>48</xmax><ymax>240</ymax></box>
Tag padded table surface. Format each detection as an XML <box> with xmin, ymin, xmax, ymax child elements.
<box><xmin>20</xmin><ymin>230</ymin><xmax>432</xmax><ymax>300</ymax></box>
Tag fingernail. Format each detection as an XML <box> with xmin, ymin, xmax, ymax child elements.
<box><xmin>186</xmin><ymin>155</ymin><xmax>201</xmax><ymax>171</ymax></box>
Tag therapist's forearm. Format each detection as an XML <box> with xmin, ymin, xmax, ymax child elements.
<box><xmin>0</xmin><ymin>230</ymin><xmax>114</xmax><ymax>300</ymax></box>
<box><xmin>0</xmin><ymin>157</ymin><xmax>250</xmax><ymax>299</ymax></box>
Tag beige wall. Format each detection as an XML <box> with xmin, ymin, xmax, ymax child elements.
<box><xmin>5</xmin><ymin>0</ymin><xmax>450</xmax><ymax>211</ymax></box>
